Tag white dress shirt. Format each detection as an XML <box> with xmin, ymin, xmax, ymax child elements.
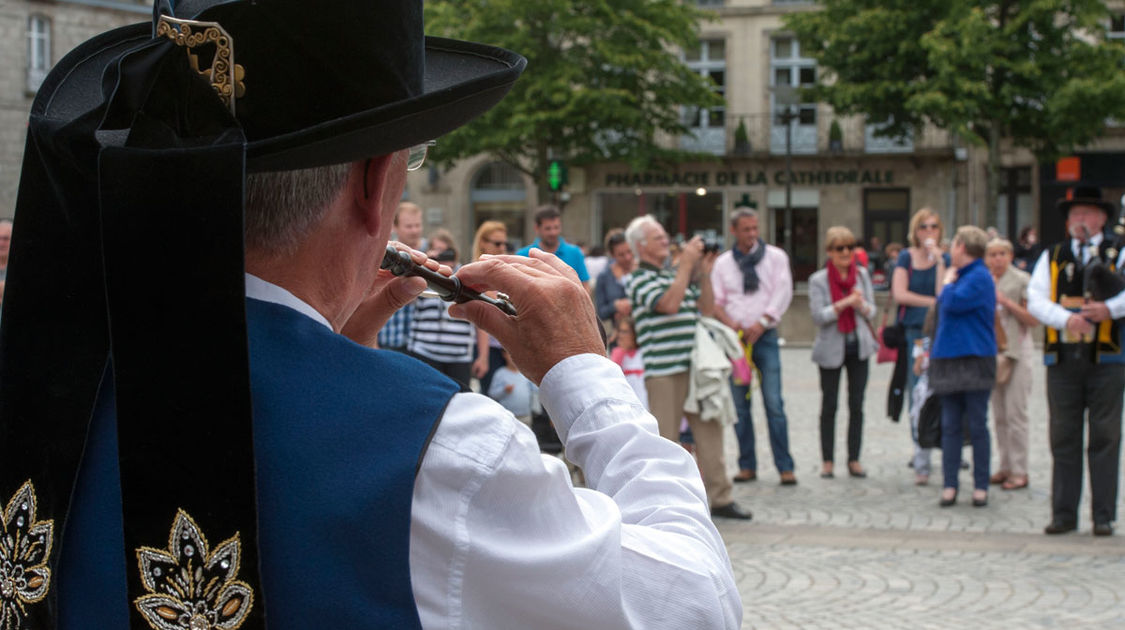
<box><xmin>245</xmin><ymin>275</ymin><xmax>742</xmax><ymax>629</ymax></box>
<box><xmin>1027</xmin><ymin>233</ymin><xmax>1125</xmax><ymax>331</ymax></box>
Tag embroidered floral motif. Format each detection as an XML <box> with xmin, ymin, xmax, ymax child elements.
<box><xmin>0</xmin><ymin>481</ymin><xmax>53</xmax><ymax>630</ymax></box>
<box><xmin>134</xmin><ymin>510</ymin><xmax>252</xmax><ymax>630</ymax></box>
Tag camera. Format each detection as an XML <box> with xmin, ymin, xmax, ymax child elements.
<box><xmin>702</xmin><ymin>239</ymin><xmax>722</xmax><ymax>255</ymax></box>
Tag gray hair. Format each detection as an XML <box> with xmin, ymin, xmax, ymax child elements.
<box><xmin>986</xmin><ymin>238</ymin><xmax>1014</xmax><ymax>254</ymax></box>
<box><xmin>625</xmin><ymin>215</ymin><xmax>661</xmax><ymax>258</ymax></box>
<box><xmin>245</xmin><ymin>162</ymin><xmax>352</xmax><ymax>255</ymax></box>
<box><xmin>730</xmin><ymin>206</ymin><xmax>758</xmax><ymax>226</ymax></box>
<box><xmin>954</xmin><ymin>225</ymin><xmax>989</xmax><ymax>259</ymax></box>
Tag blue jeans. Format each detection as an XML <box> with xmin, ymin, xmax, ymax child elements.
<box><xmin>729</xmin><ymin>328</ymin><xmax>795</xmax><ymax>473</ymax></box>
<box><xmin>940</xmin><ymin>389</ymin><xmax>991</xmax><ymax>491</ymax></box>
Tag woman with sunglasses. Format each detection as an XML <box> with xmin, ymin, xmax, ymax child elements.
<box><xmin>471</xmin><ymin>221</ymin><xmax>510</xmax><ymax>395</ymax></box>
<box><xmin>892</xmin><ymin>208</ymin><xmax>950</xmax><ymax>485</ymax></box>
<box><xmin>809</xmin><ymin>227</ymin><xmax>878</xmax><ymax>479</ymax></box>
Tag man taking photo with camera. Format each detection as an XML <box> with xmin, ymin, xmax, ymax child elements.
<box><xmin>625</xmin><ymin>215</ymin><xmax>751</xmax><ymax>520</ymax></box>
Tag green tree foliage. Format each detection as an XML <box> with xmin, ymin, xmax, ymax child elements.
<box><xmin>785</xmin><ymin>0</ymin><xmax>1125</xmax><ymax>218</ymax></box>
<box><xmin>426</xmin><ymin>0</ymin><xmax>722</xmax><ymax>201</ymax></box>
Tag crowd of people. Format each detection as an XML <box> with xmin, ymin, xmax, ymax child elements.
<box><xmin>384</xmin><ymin>188</ymin><xmax>1122</xmax><ymax>538</ymax></box>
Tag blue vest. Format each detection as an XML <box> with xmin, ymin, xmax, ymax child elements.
<box><xmin>57</xmin><ymin>298</ymin><xmax>459</xmax><ymax>628</ymax></box>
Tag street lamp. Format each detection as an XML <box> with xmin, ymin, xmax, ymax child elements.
<box><xmin>772</xmin><ymin>85</ymin><xmax>799</xmax><ymax>256</ymax></box>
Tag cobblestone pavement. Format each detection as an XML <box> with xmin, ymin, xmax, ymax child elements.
<box><xmin>714</xmin><ymin>347</ymin><xmax>1125</xmax><ymax>629</ymax></box>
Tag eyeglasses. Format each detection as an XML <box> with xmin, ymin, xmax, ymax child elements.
<box><xmin>919</xmin><ymin>223</ymin><xmax>940</xmax><ymax>230</ymax></box>
<box><xmin>406</xmin><ymin>140</ymin><xmax>436</xmax><ymax>171</ymax></box>
<box><xmin>832</xmin><ymin>244</ymin><xmax>856</xmax><ymax>253</ymax></box>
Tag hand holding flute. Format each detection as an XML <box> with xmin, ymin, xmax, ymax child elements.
<box><xmin>381</xmin><ymin>246</ymin><xmax>517</xmax><ymax>316</ymax></box>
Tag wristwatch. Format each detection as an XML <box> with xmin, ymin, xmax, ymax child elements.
<box><xmin>758</xmin><ymin>316</ymin><xmax>771</xmax><ymax>328</ymax></box>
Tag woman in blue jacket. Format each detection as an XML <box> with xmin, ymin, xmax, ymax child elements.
<box><xmin>930</xmin><ymin>226</ymin><xmax>997</xmax><ymax>508</ymax></box>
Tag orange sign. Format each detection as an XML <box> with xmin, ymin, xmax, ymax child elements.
<box><xmin>1056</xmin><ymin>156</ymin><xmax>1080</xmax><ymax>182</ymax></box>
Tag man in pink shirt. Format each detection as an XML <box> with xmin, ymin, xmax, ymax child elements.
<box><xmin>712</xmin><ymin>207</ymin><xmax>797</xmax><ymax>485</ymax></box>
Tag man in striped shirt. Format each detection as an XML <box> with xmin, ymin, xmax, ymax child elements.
<box><xmin>625</xmin><ymin>215</ymin><xmax>752</xmax><ymax>520</ymax></box>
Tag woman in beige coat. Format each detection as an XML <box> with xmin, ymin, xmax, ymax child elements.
<box><xmin>985</xmin><ymin>239</ymin><xmax>1039</xmax><ymax>490</ymax></box>
<box><xmin>809</xmin><ymin>227</ymin><xmax>879</xmax><ymax>478</ymax></box>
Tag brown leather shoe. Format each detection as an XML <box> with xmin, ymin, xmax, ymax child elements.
<box><xmin>779</xmin><ymin>471</ymin><xmax>798</xmax><ymax>486</ymax></box>
<box><xmin>989</xmin><ymin>471</ymin><xmax>1009</xmax><ymax>485</ymax></box>
<box><xmin>733</xmin><ymin>469</ymin><xmax>756</xmax><ymax>483</ymax></box>
<box><xmin>1001</xmin><ymin>475</ymin><xmax>1028</xmax><ymax>490</ymax></box>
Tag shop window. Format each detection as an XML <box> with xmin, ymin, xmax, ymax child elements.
<box><xmin>771</xmin><ymin>206</ymin><xmax>818</xmax><ymax>282</ymax></box>
<box><xmin>597</xmin><ymin>190</ymin><xmax>726</xmax><ymax>254</ymax></box>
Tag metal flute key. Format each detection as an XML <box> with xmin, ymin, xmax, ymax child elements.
<box><xmin>381</xmin><ymin>246</ymin><xmax>517</xmax><ymax>317</ymax></box>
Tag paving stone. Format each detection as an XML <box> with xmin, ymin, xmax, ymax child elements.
<box><xmin>718</xmin><ymin>347</ymin><xmax>1125</xmax><ymax>628</ymax></box>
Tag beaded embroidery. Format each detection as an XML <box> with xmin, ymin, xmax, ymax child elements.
<box><xmin>134</xmin><ymin>510</ymin><xmax>252</xmax><ymax>630</ymax></box>
<box><xmin>0</xmin><ymin>481</ymin><xmax>53</xmax><ymax>630</ymax></box>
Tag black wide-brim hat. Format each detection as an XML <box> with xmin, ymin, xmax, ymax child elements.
<box><xmin>1</xmin><ymin>1</ymin><xmax>524</xmax><ymax>627</ymax></box>
<box><xmin>39</xmin><ymin>0</ymin><xmax>526</xmax><ymax>171</ymax></box>
<box><xmin>1056</xmin><ymin>185</ymin><xmax>1117</xmax><ymax>218</ymax></box>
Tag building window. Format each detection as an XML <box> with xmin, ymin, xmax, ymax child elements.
<box><xmin>681</xmin><ymin>39</ymin><xmax>726</xmax><ymax>155</ymax></box>
<box><xmin>996</xmin><ymin>167</ymin><xmax>1033</xmax><ymax>241</ymax></box>
<box><xmin>471</xmin><ymin>162</ymin><xmax>528</xmax><ymax>248</ymax></box>
<box><xmin>27</xmin><ymin>15</ymin><xmax>51</xmax><ymax>93</ymax></box>
<box><xmin>770</xmin><ymin>36</ymin><xmax>817</xmax><ymax>154</ymax></box>
<box><xmin>1110</xmin><ymin>12</ymin><xmax>1125</xmax><ymax>40</ymax></box>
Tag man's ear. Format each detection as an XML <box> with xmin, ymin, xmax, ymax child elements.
<box><xmin>350</xmin><ymin>154</ymin><xmax>396</xmax><ymax>237</ymax></box>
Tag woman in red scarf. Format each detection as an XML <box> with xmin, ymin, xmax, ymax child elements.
<box><xmin>809</xmin><ymin>227</ymin><xmax>879</xmax><ymax>478</ymax></box>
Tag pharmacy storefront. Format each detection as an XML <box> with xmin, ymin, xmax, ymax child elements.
<box><xmin>585</xmin><ymin>157</ymin><xmax>958</xmax><ymax>283</ymax></box>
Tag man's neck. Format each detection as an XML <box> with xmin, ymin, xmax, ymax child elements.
<box><xmin>537</xmin><ymin>238</ymin><xmax>561</xmax><ymax>254</ymax></box>
<box><xmin>245</xmin><ymin>237</ymin><xmax>372</xmax><ymax>334</ymax></box>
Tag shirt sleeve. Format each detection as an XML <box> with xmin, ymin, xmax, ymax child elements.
<box><xmin>631</xmin><ymin>271</ymin><xmax>666</xmax><ymax>311</ymax></box>
<box><xmin>808</xmin><ymin>273</ymin><xmax>837</xmax><ymax>327</ymax></box>
<box><xmin>1027</xmin><ymin>249</ymin><xmax>1072</xmax><ymax>330</ymax></box>
<box><xmin>594</xmin><ymin>268</ymin><xmax>617</xmax><ymax>321</ymax></box>
<box><xmin>895</xmin><ymin>249</ymin><xmax>911</xmax><ymax>271</ymax></box>
<box><xmin>1104</xmin><ymin>248</ymin><xmax>1125</xmax><ymax>319</ymax></box>
<box><xmin>764</xmin><ymin>248</ymin><xmax>793</xmax><ymax>324</ymax></box>
<box><xmin>573</xmin><ymin>250</ymin><xmax>590</xmax><ymax>283</ymax></box>
<box><xmin>409</xmin><ymin>354</ymin><xmax>741</xmax><ymax>630</ymax></box>
<box><xmin>937</xmin><ymin>267</ymin><xmax>992</xmax><ymax>314</ymax></box>
<box><xmin>710</xmin><ymin>256</ymin><xmax>728</xmax><ymax>309</ymax></box>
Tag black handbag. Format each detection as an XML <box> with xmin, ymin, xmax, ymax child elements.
<box><xmin>917</xmin><ymin>394</ymin><xmax>942</xmax><ymax>449</ymax></box>
<box><xmin>881</xmin><ymin>320</ymin><xmax>906</xmax><ymax>348</ymax></box>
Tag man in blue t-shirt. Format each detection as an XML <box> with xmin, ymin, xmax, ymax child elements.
<box><xmin>516</xmin><ymin>205</ymin><xmax>589</xmax><ymax>282</ymax></box>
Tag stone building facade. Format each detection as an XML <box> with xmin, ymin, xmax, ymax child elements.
<box><xmin>1</xmin><ymin>0</ymin><xmax>151</xmax><ymax>215</ymax></box>
<box><xmin>4</xmin><ymin>1</ymin><xmax>1125</xmax><ymax>341</ymax></box>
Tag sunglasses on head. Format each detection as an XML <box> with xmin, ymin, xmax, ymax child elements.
<box><xmin>832</xmin><ymin>243</ymin><xmax>856</xmax><ymax>253</ymax></box>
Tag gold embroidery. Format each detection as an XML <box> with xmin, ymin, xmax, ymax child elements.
<box><xmin>0</xmin><ymin>481</ymin><xmax>53</xmax><ymax>630</ymax></box>
<box><xmin>156</xmin><ymin>15</ymin><xmax>246</xmax><ymax>115</ymax></box>
<box><xmin>134</xmin><ymin>510</ymin><xmax>253</xmax><ymax>630</ymax></box>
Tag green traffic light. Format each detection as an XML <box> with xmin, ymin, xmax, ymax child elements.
<box><xmin>548</xmin><ymin>161</ymin><xmax>563</xmax><ymax>191</ymax></box>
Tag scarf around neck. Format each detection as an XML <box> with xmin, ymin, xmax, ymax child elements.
<box><xmin>827</xmin><ymin>261</ymin><xmax>858</xmax><ymax>334</ymax></box>
<box><xmin>731</xmin><ymin>239</ymin><xmax>767</xmax><ymax>293</ymax></box>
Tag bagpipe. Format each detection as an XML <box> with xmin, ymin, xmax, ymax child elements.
<box><xmin>1081</xmin><ymin>216</ymin><xmax>1125</xmax><ymax>303</ymax></box>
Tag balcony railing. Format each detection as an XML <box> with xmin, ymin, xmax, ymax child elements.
<box><xmin>680</xmin><ymin>113</ymin><xmax>954</xmax><ymax>158</ymax></box>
